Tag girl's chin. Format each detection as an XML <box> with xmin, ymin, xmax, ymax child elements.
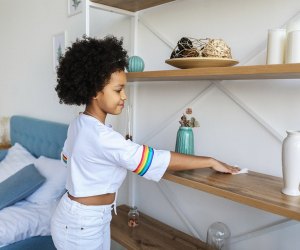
<box><xmin>112</xmin><ymin>110</ymin><xmax>122</xmax><ymax>115</ymax></box>
<box><xmin>109</xmin><ymin>106</ymin><xmax>124</xmax><ymax>115</ymax></box>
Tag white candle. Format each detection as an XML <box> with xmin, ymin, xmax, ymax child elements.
<box><xmin>285</xmin><ymin>30</ymin><xmax>300</xmax><ymax>64</ymax></box>
<box><xmin>266</xmin><ymin>29</ymin><xmax>286</xmax><ymax>64</ymax></box>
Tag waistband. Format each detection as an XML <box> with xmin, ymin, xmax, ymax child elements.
<box><xmin>62</xmin><ymin>192</ymin><xmax>117</xmax><ymax>215</ymax></box>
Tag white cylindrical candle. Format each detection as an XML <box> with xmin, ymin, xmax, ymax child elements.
<box><xmin>285</xmin><ymin>30</ymin><xmax>300</xmax><ymax>64</ymax></box>
<box><xmin>266</xmin><ymin>29</ymin><xmax>286</xmax><ymax>64</ymax></box>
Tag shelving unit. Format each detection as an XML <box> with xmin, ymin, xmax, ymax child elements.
<box><xmin>125</xmin><ymin>63</ymin><xmax>300</xmax><ymax>222</ymax></box>
<box><xmin>88</xmin><ymin>1</ymin><xmax>300</xmax><ymax>248</ymax></box>
<box><xmin>126</xmin><ymin>63</ymin><xmax>300</xmax><ymax>81</ymax></box>
<box><xmin>111</xmin><ymin>205</ymin><xmax>207</xmax><ymax>249</ymax></box>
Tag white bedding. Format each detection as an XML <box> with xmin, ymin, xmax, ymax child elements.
<box><xmin>0</xmin><ymin>145</ymin><xmax>67</xmax><ymax>248</ymax></box>
<box><xmin>0</xmin><ymin>199</ymin><xmax>59</xmax><ymax>248</ymax></box>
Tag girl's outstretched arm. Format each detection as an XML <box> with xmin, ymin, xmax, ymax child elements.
<box><xmin>168</xmin><ymin>152</ymin><xmax>240</xmax><ymax>174</ymax></box>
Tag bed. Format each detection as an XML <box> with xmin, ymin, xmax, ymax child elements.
<box><xmin>0</xmin><ymin>115</ymin><xmax>68</xmax><ymax>249</ymax></box>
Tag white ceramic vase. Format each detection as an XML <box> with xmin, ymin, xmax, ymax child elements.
<box><xmin>282</xmin><ymin>130</ymin><xmax>300</xmax><ymax>196</ymax></box>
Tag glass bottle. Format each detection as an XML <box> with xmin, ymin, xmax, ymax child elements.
<box><xmin>128</xmin><ymin>206</ymin><xmax>139</xmax><ymax>227</ymax></box>
<box><xmin>206</xmin><ymin>222</ymin><xmax>231</xmax><ymax>250</ymax></box>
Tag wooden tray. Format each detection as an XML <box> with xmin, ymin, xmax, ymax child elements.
<box><xmin>165</xmin><ymin>57</ymin><xmax>239</xmax><ymax>69</ymax></box>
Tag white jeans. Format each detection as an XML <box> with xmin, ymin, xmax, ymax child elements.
<box><xmin>51</xmin><ymin>193</ymin><xmax>113</xmax><ymax>250</ymax></box>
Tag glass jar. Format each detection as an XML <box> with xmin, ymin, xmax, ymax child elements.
<box><xmin>206</xmin><ymin>222</ymin><xmax>231</xmax><ymax>250</ymax></box>
<box><xmin>128</xmin><ymin>206</ymin><xmax>139</xmax><ymax>227</ymax></box>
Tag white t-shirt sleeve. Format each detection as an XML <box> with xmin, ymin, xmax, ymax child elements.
<box><xmin>61</xmin><ymin>125</ymin><xmax>72</xmax><ymax>167</ymax></box>
<box><xmin>99</xmin><ymin>129</ymin><xmax>170</xmax><ymax>182</ymax></box>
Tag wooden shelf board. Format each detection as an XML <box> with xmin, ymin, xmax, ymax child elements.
<box><xmin>90</xmin><ymin>0</ymin><xmax>175</xmax><ymax>12</ymax></box>
<box><xmin>111</xmin><ymin>205</ymin><xmax>207</xmax><ymax>250</ymax></box>
<box><xmin>127</xmin><ymin>63</ymin><xmax>300</xmax><ymax>81</ymax></box>
<box><xmin>163</xmin><ymin>169</ymin><xmax>300</xmax><ymax>221</ymax></box>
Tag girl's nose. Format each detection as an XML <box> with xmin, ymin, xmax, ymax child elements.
<box><xmin>121</xmin><ymin>91</ymin><xmax>127</xmax><ymax>100</ymax></box>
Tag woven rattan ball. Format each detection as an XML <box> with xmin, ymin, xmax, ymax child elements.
<box><xmin>202</xmin><ymin>39</ymin><xmax>232</xmax><ymax>58</ymax></box>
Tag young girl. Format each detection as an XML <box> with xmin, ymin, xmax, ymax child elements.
<box><xmin>51</xmin><ymin>36</ymin><xmax>239</xmax><ymax>250</ymax></box>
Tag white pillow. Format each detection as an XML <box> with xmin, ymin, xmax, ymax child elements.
<box><xmin>0</xmin><ymin>143</ymin><xmax>36</xmax><ymax>183</ymax></box>
<box><xmin>26</xmin><ymin>156</ymin><xmax>67</xmax><ymax>204</ymax></box>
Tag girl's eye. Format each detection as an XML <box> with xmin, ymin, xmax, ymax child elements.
<box><xmin>115</xmin><ymin>89</ymin><xmax>122</xmax><ymax>93</ymax></box>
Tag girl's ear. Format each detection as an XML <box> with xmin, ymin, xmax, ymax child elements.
<box><xmin>93</xmin><ymin>91</ymin><xmax>101</xmax><ymax>100</ymax></box>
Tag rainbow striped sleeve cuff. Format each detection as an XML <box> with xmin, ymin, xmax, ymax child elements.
<box><xmin>62</xmin><ymin>153</ymin><xmax>68</xmax><ymax>164</ymax></box>
<box><xmin>133</xmin><ymin>145</ymin><xmax>154</xmax><ymax>176</ymax></box>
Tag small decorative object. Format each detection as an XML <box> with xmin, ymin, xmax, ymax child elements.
<box><xmin>206</xmin><ymin>222</ymin><xmax>231</xmax><ymax>250</ymax></box>
<box><xmin>175</xmin><ymin>108</ymin><xmax>199</xmax><ymax>155</ymax></box>
<box><xmin>68</xmin><ymin>0</ymin><xmax>83</xmax><ymax>16</ymax></box>
<box><xmin>285</xmin><ymin>30</ymin><xmax>300</xmax><ymax>64</ymax></box>
<box><xmin>127</xmin><ymin>56</ymin><xmax>145</xmax><ymax>72</ymax></box>
<box><xmin>175</xmin><ymin>127</ymin><xmax>194</xmax><ymax>155</ymax></box>
<box><xmin>53</xmin><ymin>31</ymin><xmax>66</xmax><ymax>72</ymax></box>
<box><xmin>170</xmin><ymin>37</ymin><xmax>202</xmax><ymax>58</ymax></box>
<box><xmin>170</xmin><ymin>37</ymin><xmax>232</xmax><ymax>59</ymax></box>
<box><xmin>282</xmin><ymin>130</ymin><xmax>300</xmax><ymax>196</ymax></box>
<box><xmin>266</xmin><ymin>28</ymin><xmax>286</xmax><ymax>64</ymax></box>
<box><xmin>166</xmin><ymin>37</ymin><xmax>238</xmax><ymax>69</ymax></box>
<box><xmin>128</xmin><ymin>206</ymin><xmax>139</xmax><ymax>227</ymax></box>
<box><xmin>201</xmin><ymin>39</ymin><xmax>232</xmax><ymax>59</ymax></box>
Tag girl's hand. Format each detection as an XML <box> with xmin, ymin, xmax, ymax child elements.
<box><xmin>211</xmin><ymin>159</ymin><xmax>240</xmax><ymax>174</ymax></box>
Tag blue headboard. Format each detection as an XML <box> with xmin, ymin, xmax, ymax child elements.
<box><xmin>10</xmin><ymin>116</ymin><xmax>68</xmax><ymax>160</ymax></box>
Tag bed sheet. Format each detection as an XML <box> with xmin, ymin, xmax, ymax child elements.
<box><xmin>0</xmin><ymin>199</ymin><xmax>59</xmax><ymax>248</ymax></box>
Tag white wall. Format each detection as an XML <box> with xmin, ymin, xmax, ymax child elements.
<box><xmin>1</xmin><ymin>0</ymin><xmax>300</xmax><ymax>249</ymax></box>
<box><xmin>0</xmin><ymin>0</ymin><xmax>85</xmax><ymax>123</ymax></box>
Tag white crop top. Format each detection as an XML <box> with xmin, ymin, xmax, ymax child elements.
<box><xmin>61</xmin><ymin>114</ymin><xmax>171</xmax><ymax>197</ymax></box>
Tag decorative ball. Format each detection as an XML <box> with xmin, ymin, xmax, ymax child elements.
<box><xmin>127</xmin><ymin>56</ymin><xmax>145</xmax><ymax>72</ymax></box>
<box><xmin>177</xmin><ymin>37</ymin><xmax>193</xmax><ymax>51</ymax></box>
<box><xmin>202</xmin><ymin>39</ymin><xmax>232</xmax><ymax>58</ymax></box>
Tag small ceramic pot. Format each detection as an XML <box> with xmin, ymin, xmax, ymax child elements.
<box><xmin>127</xmin><ymin>56</ymin><xmax>145</xmax><ymax>72</ymax></box>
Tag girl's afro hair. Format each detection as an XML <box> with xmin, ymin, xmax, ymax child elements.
<box><xmin>55</xmin><ymin>35</ymin><xmax>128</xmax><ymax>106</ymax></box>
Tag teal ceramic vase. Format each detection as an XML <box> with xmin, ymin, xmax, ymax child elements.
<box><xmin>127</xmin><ymin>56</ymin><xmax>145</xmax><ymax>72</ymax></box>
<box><xmin>175</xmin><ymin>127</ymin><xmax>194</xmax><ymax>155</ymax></box>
